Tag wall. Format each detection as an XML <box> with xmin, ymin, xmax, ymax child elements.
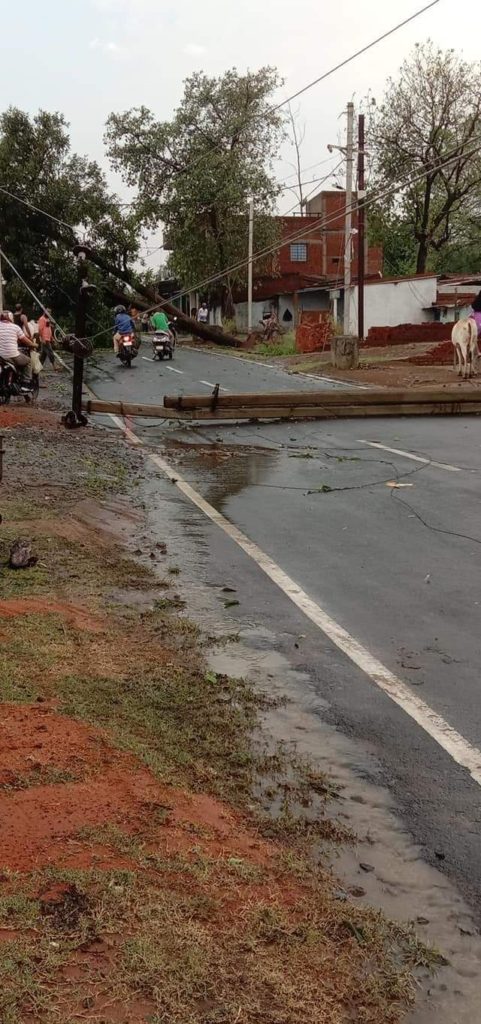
<box><xmin>299</xmin><ymin>290</ymin><xmax>330</xmax><ymax>311</ymax></box>
<box><xmin>234</xmin><ymin>300</ymin><xmax>265</xmax><ymax>332</ymax></box>
<box><xmin>345</xmin><ymin>276</ymin><xmax>437</xmax><ymax>336</ymax></box>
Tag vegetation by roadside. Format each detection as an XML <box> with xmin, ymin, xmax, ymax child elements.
<box><xmin>0</xmin><ymin>408</ymin><xmax>438</xmax><ymax>1023</ymax></box>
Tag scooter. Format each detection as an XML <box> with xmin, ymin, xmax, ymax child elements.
<box><xmin>0</xmin><ymin>357</ymin><xmax>39</xmax><ymax>404</ymax></box>
<box><xmin>118</xmin><ymin>332</ymin><xmax>138</xmax><ymax>368</ymax></box>
<box><xmin>152</xmin><ymin>330</ymin><xmax>174</xmax><ymax>361</ymax></box>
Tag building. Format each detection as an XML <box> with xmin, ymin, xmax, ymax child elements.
<box><xmin>234</xmin><ymin>190</ymin><xmax>383</xmax><ymax>331</ymax></box>
<box><xmin>342</xmin><ymin>274</ymin><xmax>481</xmax><ymax>337</ymax></box>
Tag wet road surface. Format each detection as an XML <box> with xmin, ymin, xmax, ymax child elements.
<box><xmin>86</xmin><ymin>345</ymin><xmax>481</xmax><ymax>921</ymax></box>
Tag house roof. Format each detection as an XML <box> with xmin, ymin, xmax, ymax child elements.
<box><xmin>430</xmin><ymin>292</ymin><xmax>476</xmax><ymax>309</ymax></box>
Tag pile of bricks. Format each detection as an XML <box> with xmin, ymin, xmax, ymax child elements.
<box><xmin>409</xmin><ymin>341</ymin><xmax>453</xmax><ymax>365</ymax></box>
<box><xmin>367</xmin><ymin>323</ymin><xmax>452</xmax><ymax>347</ymax></box>
<box><xmin>296</xmin><ymin>312</ymin><xmax>332</xmax><ymax>353</ymax></box>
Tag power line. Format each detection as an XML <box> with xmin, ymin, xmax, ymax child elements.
<box><xmin>135</xmin><ymin>1</ymin><xmax>440</xmax><ymax>190</ymax></box>
<box><xmin>118</xmin><ymin>128</ymin><xmax>481</xmax><ymax>331</ymax></box>
<box><xmin>0</xmin><ymin>246</ymin><xmax>67</xmax><ymax>338</ymax></box>
<box><xmin>0</xmin><ymin>184</ymin><xmax>77</xmax><ymax>234</ymax></box>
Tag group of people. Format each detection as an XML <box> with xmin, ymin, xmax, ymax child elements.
<box><xmin>112</xmin><ymin>304</ymin><xmax>173</xmax><ymax>354</ymax></box>
<box><xmin>0</xmin><ymin>304</ymin><xmax>58</xmax><ymax>379</ymax></box>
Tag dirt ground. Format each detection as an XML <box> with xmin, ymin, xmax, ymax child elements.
<box><xmin>278</xmin><ymin>345</ymin><xmax>481</xmax><ymax>390</ymax></box>
<box><xmin>0</xmin><ymin>403</ymin><xmax>435</xmax><ymax>1023</ymax></box>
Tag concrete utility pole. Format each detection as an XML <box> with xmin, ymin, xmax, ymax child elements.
<box><xmin>357</xmin><ymin>113</ymin><xmax>366</xmax><ymax>342</ymax></box>
<box><xmin>247</xmin><ymin>197</ymin><xmax>254</xmax><ymax>333</ymax></box>
<box><xmin>343</xmin><ymin>101</ymin><xmax>354</xmax><ymax>335</ymax></box>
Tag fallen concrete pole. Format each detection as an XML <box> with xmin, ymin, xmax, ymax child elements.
<box><xmin>84</xmin><ymin>394</ymin><xmax>481</xmax><ymax>421</ymax></box>
<box><xmin>163</xmin><ymin>386</ymin><xmax>481</xmax><ymax>410</ymax></box>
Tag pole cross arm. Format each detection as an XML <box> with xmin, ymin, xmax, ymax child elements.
<box><xmin>62</xmin><ymin>334</ymin><xmax>94</xmax><ymax>359</ymax></box>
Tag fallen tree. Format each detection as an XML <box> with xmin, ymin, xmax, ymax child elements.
<box><xmin>85</xmin><ymin>246</ymin><xmax>240</xmax><ymax>348</ymax></box>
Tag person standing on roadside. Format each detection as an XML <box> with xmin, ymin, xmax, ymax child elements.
<box><xmin>38</xmin><ymin>309</ymin><xmax>58</xmax><ymax>369</ymax></box>
<box><xmin>197</xmin><ymin>302</ymin><xmax>209</xmax><ymax>324</ymax></box>
<box><xmin>14</xmin><ymin>303</ymin><xmax>31</xmax><ymax>339</ymax></box>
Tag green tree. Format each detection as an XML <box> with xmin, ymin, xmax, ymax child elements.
<box><xmin>0</xmin><ymin>107</ymin><xmax>141</xmax><ymax>327</ymax></box>
<box><xmin>371</xmin><ymin>43</ymin><xmax>481</xmax><ymax>274</ymax></box>
<box><xmin>105</xmin><ymin>68</ymin><xmax>285</xmax><ymax>315</ymax></box>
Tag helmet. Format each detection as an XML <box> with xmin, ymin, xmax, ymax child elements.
<box><xmin>114</xmin><ymin>305</ymin><xmax>126</xmax><ymax>315</ymax></box>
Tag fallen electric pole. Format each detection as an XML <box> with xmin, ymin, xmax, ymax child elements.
<box><xmin>83</xmin><ymin>387</ymin><xmax>481</xmax><ymax>422</ymax></box>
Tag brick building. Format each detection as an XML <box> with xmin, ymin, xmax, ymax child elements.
<box><xmin>234</xmin><ymin>190</ymin><xmax>383</xmax><ymax>330</ymax></box>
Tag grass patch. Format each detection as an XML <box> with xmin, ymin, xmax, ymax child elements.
<box><xmin>0</xmin><ymin>450</ymin><xmax>435</xmax><ymax>1023</ymax></box>
<box><xmin>253</xmin><ymin>332</ymin><xmax>296</xmax><ymax>357</ymax></box>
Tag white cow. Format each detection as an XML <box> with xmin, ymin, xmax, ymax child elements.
<box><xmin>451</xmin><ymin>318</ymin><xmax>478</xmax><ymax>379</ymax></box>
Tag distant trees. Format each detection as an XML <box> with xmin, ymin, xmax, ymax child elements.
<box><xmin>369</xmin><ymin>42</ymin><xmax>481</xmax><ymax>274</ymax></box>
<box><xmin>0</xmin><ymin>108</ymin><xmax>140</xmax><ymax>327</ymax></box>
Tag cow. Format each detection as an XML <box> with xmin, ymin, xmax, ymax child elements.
<box><xmin>451</xmin><ymin>318</ymin><xmax>478</xmax><ymax>379</ymax></box>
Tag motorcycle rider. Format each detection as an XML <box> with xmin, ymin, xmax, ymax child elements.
<box><xmin>113</xmin><ymin>305</ymin><xmax>136</xmax><ymax>356</ymax></box>
<box><xmin>151</xmin><ymin>308</ymin><xmax>170</xmax><ymax>333</ymax></box>
<box><xmin>0</xmin><ymin>310</ymin><xmax>36</xmax><ymax>377</ymax></box>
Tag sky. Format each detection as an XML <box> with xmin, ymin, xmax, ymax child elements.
<box><xmin>1</xmin><ymin>0</ymin><xmax>477</xmax><ymax>267</ymax></box>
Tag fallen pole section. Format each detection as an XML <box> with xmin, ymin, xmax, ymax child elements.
<box><xmin>83</xmin><ymin>387</ymin><xmax>481</xmax><ymax>421</ymax></box>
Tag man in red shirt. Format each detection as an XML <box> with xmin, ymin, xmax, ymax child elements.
<box><xmin>38</xmin><ymin>309</ymin><xmax>58</xmax><ymax>369</ymax></box>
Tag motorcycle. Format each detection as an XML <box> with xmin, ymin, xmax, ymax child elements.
<box><xmin>168</xmin><ymin>317</ymin><xmax>178</xmax><ymax>347</ymax></box>
<box><xmin>118</xmin><ymin>332</ymin><xmax>138</xmax><ymax>368</ymax></box>
<box><xmin>152</xmin><ymin>330</ymin><xmax>174</xmax><ymax>361</ymax></box>
<box><xmin>0</xmin><ymin>357</ymin><xmax>39</xmax><ymax>405</ymax></box>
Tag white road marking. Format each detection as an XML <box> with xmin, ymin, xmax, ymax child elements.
<box><xmin>104</xmin><ymin>410</ymin><xmax>481</xmax><ymax>789</ymax></box>
<box><xmin>167</xmin><ymin>366</ymin><xmax>184</xmax><ymax>374</ymax></box>
<box><xmin>358</xmin><ymin>439</ymin><xmax>462</xmax><ymax>472</ymax></box>
<box><xmin>142</xmin><ymin>356</ymin><xmax>154</xmax><ymax>362</ymax></box>
<box><xmin>199</xmin><ymin>380</ymin><xmax>230</xmax><ymax>391</ymax></box>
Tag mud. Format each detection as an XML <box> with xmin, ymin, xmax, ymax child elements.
<box><xmin>0</xmin><ymin>598</ymin><xmax>105</xmax><ymax>632</ymax></box>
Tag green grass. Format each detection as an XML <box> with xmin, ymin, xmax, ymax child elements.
<box><xmin>254</xmin><ymin>331</ymin><xmax>297</xmax><ymax>357</ymax></box>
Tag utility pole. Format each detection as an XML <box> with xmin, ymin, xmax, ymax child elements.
<box><xmin>357</xmin><ymin>113</ymin><xmax>366</xmax><ymax>343</ymax></box>
<box><xmin>247</xmin><ymin>197</ymin><xmax>254</xmax><ymax>334</ymax></box>
<box><xmin>343</xmin><ymin>101</ymin><xmax>354</xmax><ymax>335</ymax></box>
<box><xmin>63</xmin><ymin>243</ymin><xmax>95</xmax><ymax>429</ymax></box>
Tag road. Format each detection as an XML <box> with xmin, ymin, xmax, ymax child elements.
<box><xmin>86</xmin><ymin>342</ymin><xmax>481</xmax><ymax>921</ymax></box>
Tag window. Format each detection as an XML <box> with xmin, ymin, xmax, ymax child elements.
<box><xmin>290</xmin><ymin>243</ymin><xmax>307</xmax><ymax>262</ymax></box>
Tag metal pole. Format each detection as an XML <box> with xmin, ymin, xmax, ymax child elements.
<box><xmin>343</xmin><ymin>102</ymin><xmax>354</xmax><ymax>335</ymax></box>
<box><xmin>357</xmin><ymin>113</ymin><xmax>366</xmax><ymax>343</ymax></box>
<box><xmin>72</xmin><ymin>255</ymin><xmax>87</xmax><ymax>420</ymax></box>
<box><xmin>247</xmin><ymin>197</ymin><xmax>254</xmax><ymax>333</ymax></box>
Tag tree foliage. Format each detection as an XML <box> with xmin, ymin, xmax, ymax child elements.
<box><xmin>105</xmin><ymin>68</ymin><xmax>285</xmax><ymax>313</ymax></box>
<box><xmin>0</xmin><ymin>107</ymin><xmax>141</xmax><ymax>328</ymax></box>
<box><xmin>370</xmin><ymin>42</ymin><xmax>481</xmax><ymax>274</ymax></box>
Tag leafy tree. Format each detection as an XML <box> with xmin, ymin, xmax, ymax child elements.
<box><xmin>0</xmin><ymin>107</ymin><xmax>141</xmax><ymax>327</ymax></box>
<box><xmin>105</xmin><ymin>68</ymin><xmax>285</xmax><ymax>314</ymax></box>
<box><xmin>370</xmin><ymin>43</ymin><xmax>481</xmax><ymax>273</ymax></box>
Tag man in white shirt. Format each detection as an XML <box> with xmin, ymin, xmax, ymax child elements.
<box><xmin>197</xmin><ymin>302</ymin><xmax>209</xmax><ymax>323</ymax></box>
<box><xmin>0</xmin><ymin>312</ymin><xmax>36</xmax><ymax>375</ymax></box>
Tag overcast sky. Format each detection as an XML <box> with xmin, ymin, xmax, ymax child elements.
<box><xmin>1</xmin><ymin>0</ymin><xmax>477</xmax><ymax>265</ymax></box>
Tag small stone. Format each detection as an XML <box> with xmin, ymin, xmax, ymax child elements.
<box><xmin>416</xmin><ymin>916</ymin><xmax>430</xmax><ymax>925</ymax></box>
<box><xmin>349</xmin><ymin>886</ymin><xmax>366</xmax><ymax>898</ymax></box>
<box><xmin>359</xmin><ymin>862</ymin><xmax>374</xmax><ymax>873</ymax></box>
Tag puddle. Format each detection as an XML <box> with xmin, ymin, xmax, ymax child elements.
<box><xmin>159</xmin><ymin>438</ymin><xmax>279</xmax><ymax>512</ymax></box>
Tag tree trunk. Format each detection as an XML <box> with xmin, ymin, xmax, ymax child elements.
<box><xmin>416</xmin><ymin>237</ymin><xmax>429</xmax><ymax>274</ymax></box>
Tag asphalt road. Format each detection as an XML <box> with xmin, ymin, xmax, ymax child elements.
<box><xmin>86</xmin><ymin>343</ymin><xmax>481</xmax><ymax>918</ymax></box>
